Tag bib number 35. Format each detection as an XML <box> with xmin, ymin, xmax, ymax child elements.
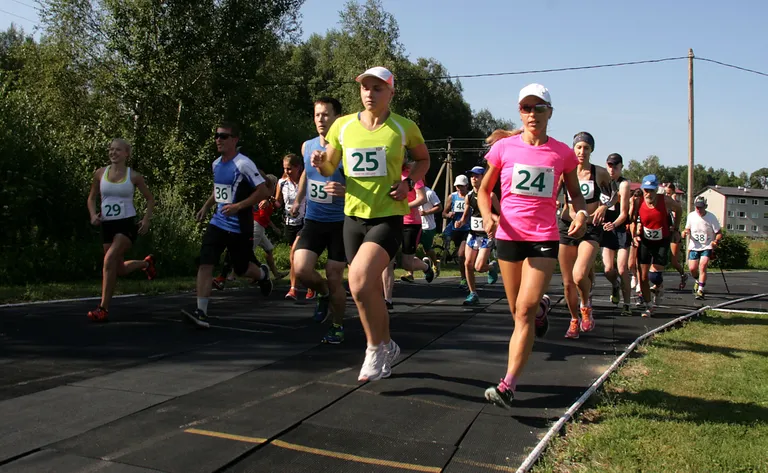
<box><xmin>308</xmin><ymin>179</ymin><xmax>332</xmax><ymax>204</ymax></box>
<box><xmin>511</xmin><ymin>164</ymin><xmax>555</xmax><ymax>197</ymax></box>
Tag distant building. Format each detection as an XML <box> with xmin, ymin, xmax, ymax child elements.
<box><xmin>696</xmin><ymin>186</ymin><xmax>768</xmax><ymax>238</ymax></box>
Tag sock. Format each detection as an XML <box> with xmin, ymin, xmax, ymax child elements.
<box><xmin>197</xmin><ymin>297</ymin><xmax>209</xmax><ymax>314</ymax></box>
<box><xmin>580</xmin><ymin>300</ymin><xmax>587</xmax><ymax>309</ymax></box>
<box><xmin>260</xmin><ymin>268</ymin><xmax>268</xmax><ymax>280</ymax></box>
<box><xmin>502</xmin><ymin>373</ymin><xmax>517</xmax><ymax>391</ymax></box>
<box><xmin>698</xmin><ymin>281</ymin><xmax>705</xmax><ymax>288</ymax></box>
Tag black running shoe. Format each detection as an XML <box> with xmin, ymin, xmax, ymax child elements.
<box><xmin>313</xmin><ymin>293</ymin><xmax>330</xmax><ymax>323</ymax></box>
<box><xmin>484</xmin><ymin>381</ymin><xmax>515</xmax><ymax>409</ymax></box>
<box><xmin>257</xmin><ymin>264</ymin><xmax>273</xmax><ymax>297</ymax></box>
<box><xmin>181</xmin><ymin>308</ymin><xmax>210</xmax><ymax>329</ymax></box>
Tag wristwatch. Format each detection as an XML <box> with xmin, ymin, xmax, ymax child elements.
<box><xmin>403</xmin><ymin>177</ymin><xmax>414</xmax><ymax>190</ymax></box>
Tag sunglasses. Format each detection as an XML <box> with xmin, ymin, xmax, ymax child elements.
<box><xmin>214</xmin><ymin>133</ymin><xmax>232</xmax><ymax>140</ymax></box>
<box><xmin>519</xmin><ymin>104</ymin><xmax>551</xmax><ymax>114</ymax></box>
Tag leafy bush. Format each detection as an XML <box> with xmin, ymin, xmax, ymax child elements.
<box><xmin>748</xmin><ymin>240</ymin><xmax>768</xmax><ymax>270</ymax></box>
<box><xmin>710</xmin><ymin>231</ymin><xmax>750</xmax><ymax>269</ymax></box>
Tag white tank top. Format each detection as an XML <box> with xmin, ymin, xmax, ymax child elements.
<box><xmin>100</xmin><ymin>165</ymin><xmax>137</xmax><ymax>221</ymax></box>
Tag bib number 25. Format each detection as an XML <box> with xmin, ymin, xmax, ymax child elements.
<box><xmin>346</xmin><ymin>147</ymin><xmax>387</xmax><ymax>178</ymax></box>
<box><xmin>511</xmin><ymin>164</ymin><xmax>554</xmax><ymax>197</ymax></box>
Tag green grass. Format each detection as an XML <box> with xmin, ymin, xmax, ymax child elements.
<box><xmin>0</xmin><ymin>265</ymin><xmax>465</xmax><ymax>304</ymax></box>
<box><xmin>534</xmin><ymin>310</ymin><xmax>768</xmax><ymax>473</ymax></box>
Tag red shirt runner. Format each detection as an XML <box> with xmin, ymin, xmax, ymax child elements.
<box><xmin>638</xmin><ymin>194</ymin><xmax>669</xmax><ymax>242</ymax></box>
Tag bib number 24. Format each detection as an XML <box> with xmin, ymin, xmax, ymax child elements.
<box><xmin>511</xmin><ymin>164</ymin><xmax>554</xmax><ymax>197</ymax></box>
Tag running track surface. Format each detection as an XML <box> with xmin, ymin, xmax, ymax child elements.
<box><xmin>1</xmin><ymin>272</ymin><xmax>767</xmax><ymax>473</ymax></box>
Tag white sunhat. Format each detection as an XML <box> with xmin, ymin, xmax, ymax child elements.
<box><xmin>356</xmin><ymin>66</ymin><xmax>395</xmax><ymax>89</ymax></box>
<box><xmin>518</xmin><ymin>83</ymin><xmax>551</xmax><ymax>105</ymax></box>
<box><xmin>454</xmin><ymin>175</ymin><xmax>469</xmax><ymax>186</ymax></box>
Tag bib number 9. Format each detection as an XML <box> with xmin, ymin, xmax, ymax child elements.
<box><xmin>471</xmin><ymin>216</ymin><xmax>484</xmax><ymax>232</ymax></box>
<box><xmin>102</xmin><ymin>202</ymin><xmax>124</xmax><ymax>220</ymax></box>
<box><xmin>214</xmin><ymin>183</ymin><xmax>233</xmax><ymax>204</ymax></box>
<box><xmin>308</xmin><ymin>180</ymin><xmax>332</xmax><ymax>204</ymax></box>
<box><xmin>580</xmin><ymin>180</ymin><xmax>595</xmax><ymax>200</ymax></box>
<box><xmin>346</xmin><ymin>147</ymin><xmax>387</xmax><ymax>177</ymax></box>
<box><xmin>643</xmin><ymin>227</ymin><xmax>663</xmax><ymax>241</ymax></box>
<box><xmin>511</xmin><ymin>164</ymin><xmax>554</xmax><ymax>197</ymax></box>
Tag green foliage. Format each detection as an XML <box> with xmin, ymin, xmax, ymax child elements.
<box><xmin>709</xmin><ymin>231</ymin><xmax>750</xmax><ymax>270</ymax></box>
<box><xmin>623</xmin><ymin>156</ymin><xmax>756</xmax><ymax>195</ymax></box>
<box><xmin>748</xmin><ymin>241</ymin><xmax>768</xmax><ymax>270</ymax></box>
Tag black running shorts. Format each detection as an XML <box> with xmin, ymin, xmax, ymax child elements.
<box><xmin>101</xmin><ymin>217</ymin><xmax>138</xmax><ymax>244</ymax></box>
<box><xmin>199</xmin><ymin>224</ymin><xmax>259</xmax><ymax>276</ymax></box>
<box><xmin>402</xmin><ymin>224</ymin><xmax>422</xmax><ymax>255</ymax></box>
<box><xmin>295</xmin><ymin>219</ymin><xmax>346</xmax><ymax>262</ymax></box>
<box><xmin>496</xmin><ymin>239</ymin><xmax>559</xmax><ymax>262</ymax></box>
<box><xmin>601</xmin><ymin>227</ymin><xmax>631</xmax><ymax>251</ymax></box>
<box><xmin>343</xmin><ymin>215</ymin><xmax>403</xmax><ymax>262</ymax></box>
<box><xmin>559</xmin><ymin>218</ymin><xmax>602</xmax><ymax>246</ymax></box>
<box><xmin>638</xmin><ymin>239</ymin><xmax>670</xmax><ymax>266</ymax></box>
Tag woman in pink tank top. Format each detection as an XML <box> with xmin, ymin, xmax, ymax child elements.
<box><xmin>476</xmin><ymin>84</ymin><xmax>588</xmax><ymax>409</ymax></box>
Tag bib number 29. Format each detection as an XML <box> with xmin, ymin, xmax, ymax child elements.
<box><xmin>103</xmin><ymin>203</ymin><xmax>122</xmax><ymax>218</ymax></box>
<box><xmin>511</xmin><ymin>164</ymin><xmax>554</xmax><ymax>197</ymax></box>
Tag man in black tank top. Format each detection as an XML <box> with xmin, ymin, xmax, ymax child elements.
<box><xmin>599</xmin><ymin>153</ymin><xmax>633</xmax><ymax>315</ymax></box>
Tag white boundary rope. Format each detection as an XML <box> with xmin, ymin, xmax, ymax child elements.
<box><xmin>515</xmin><ymin>292</ymin><xmax>768</xmax><ymax>473</ymax></box>
<box><xmin>0</xmin><ymin>293</ymin><xmax>139</xmax><ymax>309</ymax></box>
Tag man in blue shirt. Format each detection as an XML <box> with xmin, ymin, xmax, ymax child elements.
<box><xmin>291</xmin><ymin>97</ymin><xmax>347</xmax><ymax>344</ymax></box>
<box><xmin>183</xmin><ymin>122</ymin><xmax>273</xmax><ymax>328</ymax></box>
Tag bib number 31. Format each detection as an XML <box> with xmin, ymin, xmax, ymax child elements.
<box><xmin>471</xmin><ymin>216</ymin><xmax>484</xmax><ymax>232</ymax></box>
<box><xmin>511</xmin><ymin>164</ymin><xmax>555</xmax><ymax>197</ymax></box>
<box><xmin>346</xmin><ymin>147</ymin><xmax>387</xmax><ymax>178</ymax></box>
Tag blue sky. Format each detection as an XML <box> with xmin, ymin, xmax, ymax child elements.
<box><xmin>4</xmin><ymin>0</ymin><xmax>767</xmax><ymax>175</ymax></box>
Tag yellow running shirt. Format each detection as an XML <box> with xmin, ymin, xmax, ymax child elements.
<box><xmin>325</xmin><ymin>112</ymin><xmax>425</xmax><ymax>219</ymax></box>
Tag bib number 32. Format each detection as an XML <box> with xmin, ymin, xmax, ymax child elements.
<box><xmin>511</xmin><ymin>164</ymin><xmax>555</xmax><ymax>197</ymax></box>
<box><xmin>643</xmin><ymin>227</ymin><xmax>663</xmax><ymax>241</ymax></box>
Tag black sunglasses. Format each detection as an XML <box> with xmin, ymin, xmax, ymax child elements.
<box><xmin>214</xmin><ymin>133</ymin><xmax>232</xmax><ymax>140</ymax></box>
<box><xmin>519</xmin><ymin>104</ymin><xmax>551</xmax><ymax>114</ymax></box>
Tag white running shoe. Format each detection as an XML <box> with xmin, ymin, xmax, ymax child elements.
<box><xmin>358</xmin><ymin>344</ymin><xmax>386</xmax><ymax>382</ymax></box>
<box><xmin>381</xmin><ymin>340</ymin><xmax>401</xmax><ymax>379</ymax></box>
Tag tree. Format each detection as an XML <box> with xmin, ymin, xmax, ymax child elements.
<box><xmin>749</xmin><ymin>168</ymin><xmax>768</xmax><ymax>189</ymax></box>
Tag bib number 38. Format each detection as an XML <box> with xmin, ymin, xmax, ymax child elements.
<box><xmin>346</xmin><ymin>147</ymin><xmax>387</xmax><ymax>178</ymax></box>
<box><xmin>511</xmin><ymin>164</ymin><xmax>555</xmax><ymax>197</ymax></box>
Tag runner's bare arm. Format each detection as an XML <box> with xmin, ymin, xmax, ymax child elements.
<box><xmin>314</xmin><ymin>145</ymin><xmax>341</xmax><ymax>177</ymax></box>
<box><xmin>613</xmin><ymin>180</ymin><xmax>631</xmax><ymax>227</ymax></box>
<box><xmin>132</xmin><ymin>171</ymin><xmax>155</xmax><ymax>234</ymax></box>
<box><xmin>562</xmin><ymin>167</ymin><xmax>588</xmax><ymax>235</ymax></box>
<box><xmin>223</xmin><ymin>182</ymin><xmax>270</xmax><ymax>216</ymax></box>
<box><xmin>87</xmin><ymin>168</ymin><xmax>103</xmax><ymax>224</ymax></box>
<box><xmin>409</xmin><ymin>186</ymin><xmax>427</xmax><ymax>208</ymax></box>
<box><xmin>491</xmin><ymin>192</ymin><xmax>501</xmax><ymax>215</ymax></box>
<box><xmin>404</xmin><ymin>143</ymin><xmax>430</xmax><ymax>183</ymax></box>
<box><xmin>665</xmin><ymin>195</ymin><xmax>683</xmax><ymax>229</ymax></box>
<box><xmin>293</xmin><ymin>171</ymin><xmax>307</xmax><ymax>210</ymax></box>
<box><xmin>456</xmin><ymin>193</ymin><xmax>471</xmax><ymax>227</ymax></box>
<box><xmin>477</xmin><ymin>164</ymin><xmax>499</xmax><ymax>236</ymax></box>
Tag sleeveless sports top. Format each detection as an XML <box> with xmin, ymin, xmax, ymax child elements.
<box><xmin>565</xmin><ymin>164</ymin><xmax>602</xmax><ymax>205</ymax></box>
<box><xmin>638</xmin><ymin>194</ymin><xmax>669</xmax><ymax>242</ymax></box>
<box><xmin>450</xmin><ymin>191</ymin><xmax>470</xmax><ymax>231</ymax></box>
<box><xmin>467</xmin><ymin>190</ymin><xmax>498</xmax><ymax>236</ymax></box>
<box><xmin>302</xmin><ymin>136</ymin><xmax>345</xmax><ymax>223</ymax></box>
<box><xmin>100</xmin><ymin>166</ymin><xmax>136</xmax><ymax>221</ymax></box>
<box><xmin>604</xmin><ymin>176</ymin><xmax>626</xmax><ymax>228</ymax></box>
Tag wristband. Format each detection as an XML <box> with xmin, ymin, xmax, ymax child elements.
<box><xmin>576</xmin><ymin>210</ymin><xmax>589</xmax><ymax>218</ymax></box>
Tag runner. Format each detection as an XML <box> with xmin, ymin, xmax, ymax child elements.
<box><xmin>213</xmin><ymin>174</ymin><xmax>287</xmax><ymax>290</ymax></box>
<box><xmin>310</xmin><ymin>66</ymin><xmax>430</xmax><ymax>382</ymax></box>
<box><xmin>277</xmin><ymin>153</ymin><xmax>313</xmax><ymax>301</ymax></box>
<box><xmin>480</xmin><ymin>84</ymin><xmax>587</xmax><ymax>408</ymax></box>
<box><xmin>600</xmin><ymin>153</ymin><xmax>633</xmax><ymax>315</ymax></box>
<box><xmin>86</xmin><ymin>138</ymin><xmax>157</xmax><ymax>321</ymax></box>
<box><xmin>681</xmin><ymin>196</ymin><xmax>722</xmax><ymax>300</ymax></box>
<box><xmin>559</xmin><ymin>132</ymin><xmax>615</xmax><ymax>339</ymax></box>
<box><xmin>664</xmin><ymin>183</ymin><xmax>688</xmax><ymax>289</ymax></box>
<box><xmin>628</xmin><ymin>188</ymin><xmax>644</xmax><ymax>304</ymax></box>
<box><xmin>457</xmin><ymin>165</ymin><xmax>500</xmax><ymax>306</ymax></box>
<box><xmin>401</xmin><ymin>184</ymin><xmax>442</xmax><ymax>281</ymax></box>
<box><xmin>291</xmin><ymin>96</ymin><xmax>348</xmax><ymax>343</ymax></box>
<box><xmin>442</xmin><ymin>175</ymin><xmax>471</xmax><ymax>288</ymax></box>
<box><xmin>634</xmin><ymin>174</ymin><xmax>682</xmax><ymax>317</ymax></box>
<box><xmin>183</xmin><ymin>122</ymin><xmax>273</xmax><ymax>328</ymax></box>
<box><xmin>399</xmin><ymin>159</ymin><xmax>434</xmax><ymax>282</ymax></box>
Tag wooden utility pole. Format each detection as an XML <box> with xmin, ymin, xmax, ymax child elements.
<box><xmin>687</xmin><ymin>48</ymin><xmax>695</xmax><ymax>212</ymax></box>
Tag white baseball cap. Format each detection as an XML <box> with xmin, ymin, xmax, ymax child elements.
<box><xmin>454</xmin><ymin>175</ymin><xmax>469</xmax><ymax>186</ymax></box>
<box><xmin>518</xmin><ymin>83</ymin><xmax>551</xmax><ymax>105</ymax></box>
<box><xmin>356</xmin><ymin>66</ymin><xmax>395</xmax><ymax>89</ymax></box>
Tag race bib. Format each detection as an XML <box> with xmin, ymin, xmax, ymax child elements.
<box><xmin>691</xmin><ymin>231</ymin><xmax>708</xmax><ymax>244</ymax></box>
<box><xmin>471</xmin><ymin>216</ymin><xmax>484</xmax><ymax>232</ymax></box>
<box><xmin>600</xmin><ymin>192</ymin><xmax>615</xmax><ymax>210</ymax></box>
<box><xmin>643</xmin><ymin>227</ymin><xmax>663</xmax><ymax>241</ymax></box>
<box><xmin>510</xmin><ymin>163</ymin><xmax>555</xmax><ymax>197</ymax></box>
<box><xmin>308</xmin><ymin>179</ymin><xmax>332</xmax><ymax>204</ymax></box>
<box><xmin>214</xmin><ymin>183</ymin><xmax>233</xmax><ymax>204</ymax></box>
<box><xmin>580</xmin><ymin>180</ymin><xmax>595</xmax><ymax>200</ymax></box>
<box><xmin>101</xmin><ymin>201</ymin><xmax>125</xmax><ymax>221</ymax></box>
<box><xmin>453</xmin><ymin>200</ymin><xmax>466</xmax><ymax>213</ymax></box>
<box><xmin>345</xmin><ymin>147</ymin><xmax>387</xmax><ymax>177</ymax></box>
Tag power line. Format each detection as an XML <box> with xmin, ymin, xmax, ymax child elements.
<box><xmin>8</xmin><ymin>0</ymin><xmax>39</xmax><ymax>11</ymax></box>
<box><xmin>695</xmin><ymin>56</ymin><xmax>768</xmax><ymax>78</ymax></box>
<box><xmin>0</xmin><ymin>7</ymin><xmax>37</xmax><ymax>24</ymax></box>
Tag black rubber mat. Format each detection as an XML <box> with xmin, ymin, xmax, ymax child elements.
<box><xmin>0</xmin><ymin>449</ymin><xmax>163</xmax><ymax>473</ymax></box>
<box><xmin>224</xmin><ymin>423</ymin><xmax>454</xmax><ymax>473</ymax></box>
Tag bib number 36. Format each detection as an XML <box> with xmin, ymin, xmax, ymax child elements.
<box><xmin>511</xmin><ymin>164</ymin><xmax>555</xmax><ymax>197</ymax></box>
<box><xmin>214</xmin><ymin>183</ymin><xmax>233</xmax><ymax>204</ymax></box>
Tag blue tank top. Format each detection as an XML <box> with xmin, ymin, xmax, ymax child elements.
<box><xmin>450</xmin><ymin>192</ymin><xmax>470</xmax><ymax>231</ymax></box>
<box><xmin>303</xmin><ymin>136</ymin><xmax>346</xmax><ymax>222</ymax></box>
